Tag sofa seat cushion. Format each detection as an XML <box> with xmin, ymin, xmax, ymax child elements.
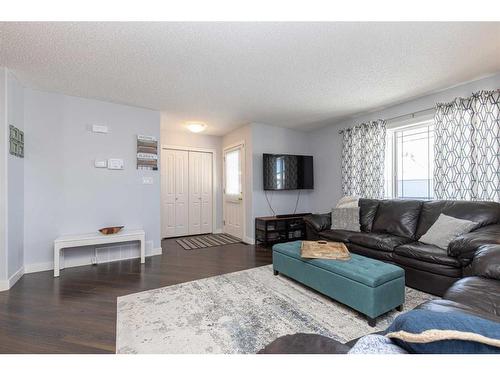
<box><xmin>318</xmin><ymin>229</ymin><xmax>357</xmax><ymax>243</ymax></box>
<box><xmin>394</xmin><ymin>242</ymin><xmax>461</xmax><ymax>267</ymax></box>
<box><xmin>272</xmin><ymin>241</ymin><xmax>404</xmax><ymax>287</ymax></box>
<box><xmin>348</xmin><ymin>232</ymin><xmax>412</xmax><ymax>252</ymax></box>
<box><xmin>371</xmin><ymin>200</ymin><xmax>423</xmax><ymax>239</ymax></box>
<box><xmin>347</xmin><ymin>243</ymin><xmax>396</xmax><ymax>262</ymax></box>
<box><xmin>393</xmin><ymin>253</ymin><xmax>462</xmax><ymax>278</ymax></box>
<box><xmin>443</xmin><ymin>276</ymin><xmax>500</xmax><ymax>319</ymax></box>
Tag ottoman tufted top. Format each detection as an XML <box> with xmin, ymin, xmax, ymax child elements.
<box><xmin>273</xmin><ymin>241</ymin><xmax>404</xmax><ymax>288</ymax></box>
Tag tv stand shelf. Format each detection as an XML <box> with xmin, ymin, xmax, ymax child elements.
<box><xmin>255</xmin><ymin>213</ymin><xmax>311</xmax><ymax>247</ymax></box>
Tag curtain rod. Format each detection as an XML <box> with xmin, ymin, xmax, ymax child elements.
<box><xmin>339</xmin><ymin>106</ymin><xmax>436</xmax><ymax>133</ymax></box>
<box><xmin>384</xmin><ymin>107</ymin><xmax>435</xmax><ymax>124</ymax></box>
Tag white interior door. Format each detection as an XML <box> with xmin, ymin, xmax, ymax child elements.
<box><xmin>200</xmin><ymin>152</ymin><xmax>213</xmax><ymax>234</ymax></box>
<box><xmin>174</xmin><ymin>150</ymin><xmax>189</xmax><ymax>236</ymax></box>
<box><xmin>223</xmin><ymin>145</ymin><xmax>244</xmax><ymax>239</ymax></box>
<box><xmin>161</xmin><ymin>149</ymin><xmax>176</xmax><ymax>238</ymax></box>
<box><xmin>189</xmin><ymin>151</ymin><xmax>202</xmax><ymax>235</ymax></box>
<box><xmin>161</xmin><ymin>149</ymin><xmax>189</xmax><ymax>237</ymax></box>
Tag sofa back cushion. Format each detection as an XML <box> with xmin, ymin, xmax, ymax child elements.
<box><xmin>371</xmin><ymin>200</ymin><xmax>423</xmax><ymax>239</ymax></box>
<box><xmin>415</xmin><ymin>200</ymin><xmax>500</xmax><ymax>239</ymax></box>
<box><xmin>358</xmin><ymin>198</ymin><xmax>380</xmax><ymax>232</ymax></box>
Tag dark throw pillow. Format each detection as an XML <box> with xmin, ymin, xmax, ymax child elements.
<box><xmin>384</xmin><ymin>310</ymin><xmax>500</xmax><ymax>354</ymax></box>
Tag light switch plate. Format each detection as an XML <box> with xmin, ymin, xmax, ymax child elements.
<box><xmin>107</xmin><ymin>158</ymin><xmax>124</xmax><ymax>170</ymax></box>
<box><xmin>94</xmin><ymin>159</ymin><xmax>107</xmax><ymax>168</ymax></box>
<box><xmin>142</xmin><ymin>176</ymin><xmax>154</xmax><ymax>185</ymax></box>
<box><xmin>92</xmin><ymin>124</ymin><xmax>108</xmax><ymax>134</ymax></box>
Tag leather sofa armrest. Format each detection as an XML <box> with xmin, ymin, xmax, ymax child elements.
<box><xmin>448</xmin><ymin>224</ymin><xmax>500</xmax><ymax>262</ymax></box>
<box><xmin>303</xmin><ymin>213</ymin><xmax>331</xmax><ymax>233</ymax></box>
<box><xmin>472</xmin><ymin>245</ymin><xmax>500</xmax><ymax>280</ymax></box>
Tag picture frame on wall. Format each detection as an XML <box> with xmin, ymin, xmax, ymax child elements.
<box><xmin>9</xmin><ymin>124</ymin><xmax>24</xmax><ymax>158</ymax></box>
<box><xmin>137</xmin><ymin>134</ymin><xmax>158</xmax><ymax>170</ymax></box>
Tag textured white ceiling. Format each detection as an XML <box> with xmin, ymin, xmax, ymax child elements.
<box><xmin>1</xmin><ymin>22</ymin><xmax>499</xmax><ymax>135</ymax></box>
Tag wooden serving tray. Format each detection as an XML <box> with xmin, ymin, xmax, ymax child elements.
<box><xmin>300</xmin><ymin>240</ymin><xmax>351</xmax><ymax>260</ymax></box>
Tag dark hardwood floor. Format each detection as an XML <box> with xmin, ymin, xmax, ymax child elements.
<box><xmin>0</xmin><ymin>238</ymin><xmax>272</xmax><ymax>353</ymax></box>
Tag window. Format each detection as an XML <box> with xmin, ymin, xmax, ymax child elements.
<box><xmin>384</xmin><ymin>119</ymin><xmax>435</xmax><ymax>199</ymax></box>
<box><xmin>225</xmin><ymin>148</ymin><xmax>242</xmax><ymax>196</ymax></box>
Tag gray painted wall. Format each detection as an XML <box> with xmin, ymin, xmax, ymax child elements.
<box><xmin>0</xmin><ymin>68</ymin><xmax>7</xmax><ymax>283</ymax></box>
<box><xmin>221</xmin><ymin>123</ymin><xmax>312</xmax><ymax>241</ymax></box>
<box><xmin>0</xmin><ymin>68</ymin><xmax>25</xmax><ymax>288</ymax></box>
<box><xmin>309</xmin><ymin>73</ymin><xmax>500</xmax><ymax>213</ymax></box>
<box><xmin>6</xmin><ymin>70</ymin><xmax>24</xmax><ymax>278</ymax></box>
<box><xmin>23</xmin><ymin>88</ymin><xmax>161</xmax><ymax>270</ymax></box>
<box><xmin>251</xmin><ymin>123</ymin><xmax>312</xmax><ymax>239</ymax></box>
<box><xmin>160</xmin><ymin>127</ymin><xmax>224</xmax><ymax>231</ymax></box>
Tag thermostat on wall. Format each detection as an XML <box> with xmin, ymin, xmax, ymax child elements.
<box><xmin>107</xmin><ymin>158</ymin><xmax>124</xmax><ymax>170</ymax></box>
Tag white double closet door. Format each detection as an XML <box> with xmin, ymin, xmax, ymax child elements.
<box><xmin>162</xmin><ymin>148</ymin><xmax>213</xmax><ymax>238</ymax></box>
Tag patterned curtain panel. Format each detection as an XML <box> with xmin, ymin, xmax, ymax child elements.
<box><xmin>340</xmin><ymin>120</ymin><xmax>386</xmax><ymax>199</ymax></box>
<box><xmin>434</xmin><ymin>90</ymin><xmax>499</xmax><ymax>201</ymax></box>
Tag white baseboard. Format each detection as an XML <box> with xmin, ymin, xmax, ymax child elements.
<box><xmin>24</xmin><ymin>246</ymin><xmax>163</xmax><ymax>275</ymax></box>
<box><xmin>0</xmin><ymin>266</ymin><xmax>25</xmax><ymax>291</ymax></box>
<box><xmin>149</xmin><ymin>247</ymin><xmax>163</xmax><ymax>256</ymax></box>
<box><xmin>243</xmin><ymin>236</ymin><xmax>255</xmax><ymax>245</ymax></box>
<box><xmin>24</xmin><ymin>261</ymin><xmax>55</xmax><ymax>274</ymax></box>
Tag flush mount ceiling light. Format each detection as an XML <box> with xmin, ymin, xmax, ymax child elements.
<box><xmin>185</xmin><ymin>122</ymin><xmax>207</xmax><ymax>133</ymax></box>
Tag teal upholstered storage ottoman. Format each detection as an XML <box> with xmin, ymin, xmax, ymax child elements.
<box><xmin>272</xmin><ymin>241</ymin><xmax>405</xmax><ymax>326</ymax></box>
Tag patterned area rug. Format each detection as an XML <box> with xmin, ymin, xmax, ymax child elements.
<box><xmin>116</xmin><ymin>265</ymin><xmax>436</xmax><ymax>354</ymax></box>
<box><xmin>176</xmin><ymin>233</ymin><xmax>241</xmax><ymax>250</ymax></box>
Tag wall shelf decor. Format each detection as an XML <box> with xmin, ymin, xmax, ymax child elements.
<box><xmin>9</xmin><ymin>125</ymin><xmax>24</xmax><ymax>158</ymax></box>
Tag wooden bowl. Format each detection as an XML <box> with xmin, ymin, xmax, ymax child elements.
<box><xmin>98</xmin><ymin>226</ymin><xmax>124</xmax><ymax>235</ymax></box>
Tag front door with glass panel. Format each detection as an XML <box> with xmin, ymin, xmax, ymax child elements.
<box><xmin>223</xmin><ymin>144</ymin><xmax>244</xmax><ymax>239</ymax></box>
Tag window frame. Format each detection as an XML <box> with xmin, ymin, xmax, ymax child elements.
<box><xmin>385</xmin><ymin>113</ymin><xmax>435</xmax><ymax>200</ymax></box>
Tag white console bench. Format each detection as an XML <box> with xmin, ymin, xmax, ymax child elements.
<box><xmin>53</xmin><ymin>229</ymin><xmax>145</xmax><ymax>277</ymax></box>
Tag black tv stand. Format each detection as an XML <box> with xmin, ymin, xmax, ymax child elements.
<box><xmin>275</xmin><ymin>213</ymin><xmax>311</xmax><ymax>218</ymax></box>
<box><xmin>255</xmin><ymin>213</ymin><xmax>311</xmax><ymax>247</ymax></box>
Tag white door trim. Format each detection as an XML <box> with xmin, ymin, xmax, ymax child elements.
<box><xmin>161</xmin><ymin>145</ymin><xmax>218</xmax><ymax>236</ymax></box>
<box><xmin>223</xmin><ymin>141</ymin><xmax>246</xmax><ymax>242</ymax></box>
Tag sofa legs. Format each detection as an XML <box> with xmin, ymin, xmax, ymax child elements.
<box><xmin>396</xmin><ymin>304</ymin><xmax>403</xmax><ymax>312</ymax></box>
<box><xmin>273</xmin><ymin>270</ymin><xmax>279</xmax><ymax>276</ymax></box>
<box><xmin>367</xmin><ymin>317</ymin><xmax>376</xmax><ymax>327</ymax></box>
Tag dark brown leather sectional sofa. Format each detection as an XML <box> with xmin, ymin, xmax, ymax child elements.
<box><xmin>416</xmin><ymin>244</ymin><xmax>500</xmax><ymax>322</ymax></box>
<box><xmin>304</xmin><ymin>199</ymin><xmax>500</xmax><ymax>296</ymax></box>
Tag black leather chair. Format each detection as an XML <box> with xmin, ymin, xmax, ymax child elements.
<box><xmin>304</xmin><ymin>199</ymin><xmax>500</xmax><ymax>296</ymax></box>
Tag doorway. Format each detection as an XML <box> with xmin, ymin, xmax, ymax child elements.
<box><xmin>161</xmin><ymin>146</ymin><xmax>214</xmax><ymax>238</ymax></box>
<box><xmin>223</xmin><ymin>143</ymin><xmax>245</xmax><ymax>240</ymax></box>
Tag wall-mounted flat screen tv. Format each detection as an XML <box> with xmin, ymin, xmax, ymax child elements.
<box><xmin>263</xmin><ymin>153</ymin><xmax>314</xmax><ymax>190</ymax></box>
